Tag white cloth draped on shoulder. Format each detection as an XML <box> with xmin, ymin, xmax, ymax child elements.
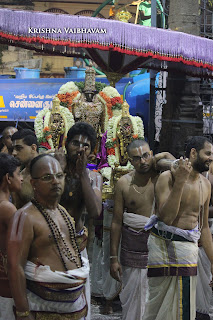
<box><xmin>120</xmin><ymin>212</ymin><xmax>150</xmax><ymax>320</ymax></box>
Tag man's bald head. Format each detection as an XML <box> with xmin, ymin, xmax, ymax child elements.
<box><xmin>30</xmin><ymin>154</ymin><xmax>59</xmax><ymax>178</ymax></box>
<box><xmin>127</xmin><ymin>139</ymin><xmax>149</xmax><ymax>156</ymax></box>
<box><xmin>2</xmin><ymin>126</ymin><xmax>17</xmax><ymax>137</ymax></box>
<box><xmin>2</xmin><ymin>126</ymin><xmax>18</xmax><ymax>151</ymax></box>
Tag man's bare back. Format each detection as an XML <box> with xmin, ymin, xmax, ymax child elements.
<box><xmin>0</xmin><ymin>155</ymin><xmax>22</xmax><ymax>299</ymax></box>
<box><xmin>0</xmin><ymin>200</ymin><xmax>18</xmax><ymax>255</ymax></box>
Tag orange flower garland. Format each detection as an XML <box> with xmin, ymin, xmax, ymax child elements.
<box><xmin>57</xmin><ymin>91</ymin><xmax>79</xmax><ymax>111</ymax></box>
<box><xmin>42</xmin><ymin>127</ymin><xmax>52</xmax><ymax>142</ymax></box>
<box><xmin>132</xmin><ymin>134</ymin><xmax>139</xmax><ymax>139</ymax></box>
<box><xmin>99</xmin><ymin>91</ymin><xmax>113</xmax><ymax>118</ymax></box>
<box><xmin>107</xmin><ymin>148</ymin><xmax>116</xmax><ymax>156</ymax></box>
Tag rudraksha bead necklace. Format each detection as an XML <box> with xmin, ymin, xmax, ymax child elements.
<box><xmin>31</xmin><ymin>198</ymin><xmax>82</xmax><ymax>270</ymax></box>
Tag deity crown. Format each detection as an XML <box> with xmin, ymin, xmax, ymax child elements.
<box><xmin>121</xmin><ymin>100</ymin><xmax>130</xmax><ymax>117</ymax></box>
<box><xmin>52</xmin><ymin>95</ymin><xmax>61</xmax><ymax>113</ymax></box>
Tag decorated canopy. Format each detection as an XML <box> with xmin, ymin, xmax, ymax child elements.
<box><xmin>0</xmin><ymin>8</ymin><xmax>213</xmax><ymax>78</ymax></box>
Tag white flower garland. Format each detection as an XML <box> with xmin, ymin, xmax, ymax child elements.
<box><xmin>112</xmin><ymin>109</ymin><xmax>122</xmax><ymax>117</ymax></box>
<box><xmin>43</xmin><ymin>110</ymin><xmax>51</xmax><ymax>129</ymax></box>
<box><xmin>34</xmin><ymin>108</ymin><xmax>49</xmax><ymax>140</ymax></box>
<box><xmin>97</xmin><ymin>86</ymin><xmax>121</xmax><ymax>131</ymax></box>
<box><xmin>102</xmin><ymin>86</ymin><xmax>120</xmax><ymax>98</ymax></box>
<box><xmin>100</xmin><ymin>167</ymin><xmax>112</xmax><ymax>185</ymax></box>
<box><xmin>60</xmin><ymin>106</ymin><xmax>75</xmax><ymax>135</ymax></box>
<box><xmin>58</xmin><ymin>81</ymin><xmax>79</xmax><ymax>94</ymax></box>
<box><xmin>131</xmin><ymin>116</ymin><xmax>144</xmax><ymax>138</ymax></box>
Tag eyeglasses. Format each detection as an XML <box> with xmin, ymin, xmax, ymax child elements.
<box><xmin>131</xmin><ymin>152</ymin><xmax>151</xmax><ymax>162</ymax></box>
<box><xmin>70</xmin><ymin>140</ymin><xmax>90</xmax><ymax>149</ymax></box>
<box><xmin>32</xmin><ymin>173</ymin><xmax>65</xmax><ymax>182</ymax></box>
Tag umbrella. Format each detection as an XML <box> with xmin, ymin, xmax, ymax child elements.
<box><xmin>0</xmin><ymin>8</ymin><xmax>213</xmax><ymax>84</ymax></box>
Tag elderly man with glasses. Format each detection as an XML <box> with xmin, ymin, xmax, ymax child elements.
<box><xmin>7</xmin><ymin>154</ymin><xmax>89</xmax><ymax>320</ymax></box>
<box><xmin>110</xmin><ymin>139</ymin><xmax>175</xmax><ymax>320</ymax></box>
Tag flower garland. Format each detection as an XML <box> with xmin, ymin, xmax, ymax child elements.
<box><xmin>97</xmin><ymin>87</ymin><xmax>122</xmax><ymax>131</ymax></box>
<box><xmin>102</xmin><ymin>86</ymin><xmax>121</xmax><ymax>98</ymax></box>
<box><xmin>100</xmin><ymin>167</ymin><xmax>112</xmax><ymax>185</ymax></box>
<box><xmin>58</xmin><ymin>81</ymin><xmax>79</xmax><ymax>94</ymax></box>
<box><xmin>105</xmin><ymin>115</ymin><xmax>144</xmax><ymax>169</ymax></box>
<box><xmin>34</xmin><ymin>108</ymin><xmax>49</xmax><ymax>141</ymax></box>
<box><xmin>57</xmin><ymin>81</ymin><xmax>122</xmax><ymax>133</ymax></box>
<box><xmin>35</xmin><ymin>105</ymin><xmax>75</xmax><ymax>150</ymax></box>
<box><xmin>57</xmin><ymin>91</ymin><xmax>81</xmax><ymax>111</ymax></box>
<box><xmin>99</xmin><ymin>91</ymin><xmax>113</xmax><ymax>118</ymax></box>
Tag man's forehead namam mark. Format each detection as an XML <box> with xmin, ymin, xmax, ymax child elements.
<box><xmin>35</xmin><ymin>158</ymin><xmax>61</xmax><ymax>175</ymax></box>
<box><xmin>74</xmin><ymin>135</ymin><xmax>90</xmax><ymax>143</ymax></box>
<box><xmin>133</xmin><ymin>145</ymin><xmax>149</xmax><ymax>156</ymax></box>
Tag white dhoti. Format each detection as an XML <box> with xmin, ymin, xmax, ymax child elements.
<box><xmin>0</xmin><ymin>297</ymin><xmax>15</xmax><ymax>320</ymax></box>
<box><xmin>143</xmin><ymin>221</ymin><xmax>199</xmax><ymax>320</ymax></box>
<box><xmin>196</xmin><ymin>218</ymin><xmax>213</xmax><ymax>319</ymax></box>
<box><xmin>120</xmin><ymin>267</ymin><xmax>148</xmax><ymax>320</ymax></box>
<box><xmin>0</xmin><ymin>251</ymin><xmax>15</xmax><ymax>319</ymax></box>
<box><xmin>77</xmin><ymin>227</ymin><xmax>91</xmax><ymax>320</ymax></box>
<box><xmin>119</xmin><ymin>212</ymin><xmax>150</xmax><ymax>320</ymax></box>
<box><xmin>144</xmin><ymin>275</ymin><xmax>197</xmax><ymax>320</ymax></box>
<box><xmin>196</xmin><ymin>247</ymin><xmax>212</xmax><ymax>318</ymax></box>
<box><xmin>102</xmin><ymin>200</ymin><xmax>122</xmax><ymax>300</ymax></box>
<box><xmin>91</xmin><ymin>237</ymin><xmax>103</xmax><ymax>297</ymax></box>
<box><xmin>25</xmin><ymin>257</ymin><xmax>90</xmax><ymax>320</ymax></box>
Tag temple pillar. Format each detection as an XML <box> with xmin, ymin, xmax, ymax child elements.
<box><xmin>159</xmin><ymin>0</ymin><xmax>202</xmax><ymax>157</ymax></box>
<box><xmin>159</xmin><ymin>74</ymin><xmax>202</xmax><ymax>157</ymax></box>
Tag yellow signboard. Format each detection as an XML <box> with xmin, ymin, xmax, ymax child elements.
<box><xmin>0</xmin><ymin>96</ymin><xmax>5</xmax><ymax>108</ymax></box>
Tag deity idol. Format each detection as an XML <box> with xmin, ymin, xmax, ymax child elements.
<box><xmin>34</xmin><ymin>96</ymin><xmax>74</xmax><ymax>150</ymax></box>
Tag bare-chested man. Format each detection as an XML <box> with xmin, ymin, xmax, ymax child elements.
<box><xmin>59</xmin><ymin>122</ymin><xmax>102</xmax><ymax>320</ymax></box>
<box><xmin>60</xmin><ymin>122</ymin><xmax>103</xmax><ymax>233</ymax></box>
<box><xmin>11</xmin><ymin>129</ymin><xmax>39</xmax><ymax>209</ymax></box>
<box><xmin>1</xmin><ymin>126</ymin><xmax>18</xmax><ymax>155</ymax></box>
<box><xmin>7</xmin><ymin>154</ymin><xmax>89</xmax><ymax>320</ymax></box>
<box><xmin>110</xmin><ymin>139</ymin><xmax>175</xmax><ymax>320</ymax></box>
<box><xmin>0</xmin><ymin>153</ymin><xmax>22</xmax><ymax>320</ymax></box>
<box><xmin>143</xmin><ymin>136</ymin><xmax>213</xmax><ymax>320</ymax></box>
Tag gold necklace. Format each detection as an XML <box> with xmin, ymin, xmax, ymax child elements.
<box><xmin>131</xmin><ymin>174</ymin><xmax>152</xmax><ymax>195</ymax></box>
